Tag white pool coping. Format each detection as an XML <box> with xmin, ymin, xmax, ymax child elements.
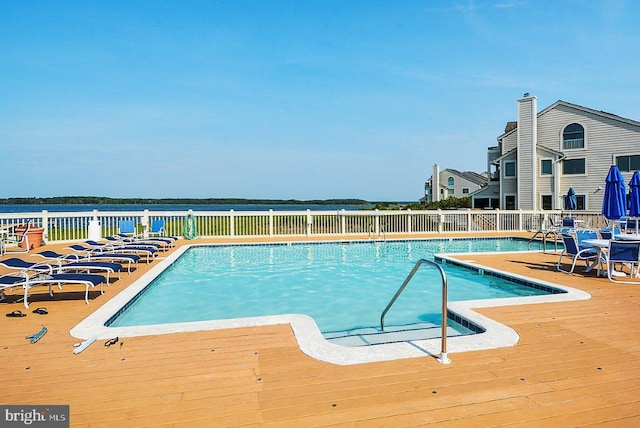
<box><xmin>70</xmin><ymin>242</ymin><xmax>591</xmax><ymax>365</ymax></box>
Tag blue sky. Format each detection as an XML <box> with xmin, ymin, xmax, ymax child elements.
<box><xmin>1</xmin><ymin>0</ymin><xmax>639</xmax><ymax>201</ymax></box>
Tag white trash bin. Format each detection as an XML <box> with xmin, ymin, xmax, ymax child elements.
<box><xmin>88</xmin><ymin>219</ymin><xmax>102</xmax><ymax>241</ymax></box>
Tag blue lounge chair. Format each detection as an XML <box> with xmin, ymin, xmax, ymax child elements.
<box><xmin>557</xmin><ymin>233</ymin><xmax>599</xmax><ymax>274</ymax></box>
<box><xmin>0</xmin><ymin>257</ymin><xmax>52</xmax><ymax>273</ymax></box>
<box><xmin>0</xmin><ymin>271</ymin><xmax>106</xmax><ymax>308</ymax></box>
<box><xmin>0</xmin><ymin>272</ymin><xmax>30</xmax><ymax>303</ymax></box>
<box><xmin>78</xmin><ymin>241</ymin><xmax>156</xmax><ymax>263</ymax></box>
<box><xmin>87</xmin><ymin>239</ymin><xmax>161</xmax><ymax>251</ymax></box>
<box><xmin>65</xmin><ymin>244</ymin><xmax>143</xmax><ymax>263</ymax></box>
<box><xmin>34</xmin><ymin>250</ymin><xmax>80</xmax><ymax>261</ymax></box>
<box><xmin>0</xmin><ymin>257</ymin><xmax>121</xmax><ymax>285</ymax></box>
<box><xmin>35</xmin><ymin>250</ymin><xmax>139</xmax><ymax>274</ymax></box>
<box><xmin>105</xmin><ymin>235</ymin><xmax>170</xmax><ymax>251</ymax></box>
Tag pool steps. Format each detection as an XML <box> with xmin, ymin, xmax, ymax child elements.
<box><xmin>323</xmin><ymin>321</ymin><xmax>473</xmax><ymax>347</ymax></box>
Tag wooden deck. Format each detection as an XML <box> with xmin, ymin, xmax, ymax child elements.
<box><xmin>1</xmin><ymin>234</ymin><xmax>639</xmax><ymax>427</ymax></box>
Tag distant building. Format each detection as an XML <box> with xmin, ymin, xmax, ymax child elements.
<box><xmin>421</xmin><ymin>165</ymin><xmax>487</xmax><ymax>204</ymax></box>
<box><xmin>472</xmin><ymin>93</ymin><xmax>640</xmax><ymax>210</ymax></box>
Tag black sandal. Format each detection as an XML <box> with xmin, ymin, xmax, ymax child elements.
<box><xmin>32</xmin><ymin>307</ymin><xmax>48</xmax><ymax>315</ymax></box>
<box><xmin>6</xmin><ymin>310</ymin><xmax>26</xmax><ymax>318</ymax></box>
<box><xmin>104</xmin><ymin>337</ymin><xmax>119</xmax><ymax>347</ymax></box>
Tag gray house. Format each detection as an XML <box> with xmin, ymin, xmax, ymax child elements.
<box><xmin>472</xmin><ymin>94</ymin><xmax>640</xmax><ymax>210</ymax></box>
<box><xmin>422</xmin><ymin>164</ymin><xmax>487</xmax><ymax>204</ymax></box>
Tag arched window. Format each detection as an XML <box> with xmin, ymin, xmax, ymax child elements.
<box><xmin>563</xmin><ymin>123</ymin><xmax>584</xmax><ymax>149</ymax></box>
<box><xmin>448</xmin><ymin>177</ymin><xmax>454</xmax><ymax>186</ymax></box>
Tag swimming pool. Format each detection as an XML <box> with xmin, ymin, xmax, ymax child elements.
<box><xmin>72</xmin><ymin>237</ymin><xmax>590</xmax><ymax>365</ymax></box>
<box><xmin>109</xmin><ymin>239</ymin><xmax>556</xmax><ymax>337</ymax></box>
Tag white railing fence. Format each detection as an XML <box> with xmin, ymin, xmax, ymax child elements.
<box><xmin>0</xmin><ymin>208</ymin><xmax>611</xmax><ymax>244</ymax></box>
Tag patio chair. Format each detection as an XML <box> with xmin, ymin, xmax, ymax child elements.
<box><xmin>558</xmin><ymin>217</ymin><xmax>578</xmax><ymax>234</ymax></box>
<box><xmin>34</xmin><ymin>250</ymin><xmax>80</xmax><ymax>261</ymax></box>
<box><xmin>2</xmin><ymin>221</ymin><xmax>32</xmax><ymax>254</ymax></box>
<box><xmin>147</xmin><ymin>219</ymin><xmax>177</xmax><ymax>246</ymax></box>
<box><xmin>557</xmin><ymin>233</ymin><xmax>599</xmax><ymax>274</ymax></box>
<box><xmin>112</xmin><ymin>220</ymin><xmax>175</xmax><ymax>249</ymax></box>
<box><xmin>118</xmin><ymin>220</ymin><xmax>140</xmax><ymax>238</ymax></box>
<box><xmin>605</xmin><ymin>240</ymin><xmax>640</xmax><ymax>284</ymax></box>
<box><xmin>619</xmin><ymin>217</ymin><xmax>629</xmax><ymax>231</ymax></box>
<box><xmin>0</xmin><ymin>271</ymin><xmax>106</xmax><ymax>308</ymax></box>
<box><xmin>624</xmin><ymin>218</ymin><xmax>639</xmax><ymax>233</ymax></box>
<box><xmin>599</xmin><ymin>227</ymin><xmax>621</xmax><ymax>240</ymax></box>
<box><xmin>148</xmin><ymin>219</ymin><xmax>177</xmax><ymax>240</ymax></box>
<box><xmin>576</xmin><ymin>230</ymin><xmax>599</xmax><ymax>247</ymax></box>
<box><xmin>149</xmin><ymin>219</ymin><xmax>165</xmax><ymax>237</ymax></box>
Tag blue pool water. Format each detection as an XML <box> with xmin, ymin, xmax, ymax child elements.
<box><xmin>110</xmin><ymin>239</ymin><xmax>554</xmax><ymax>334</ymax></box>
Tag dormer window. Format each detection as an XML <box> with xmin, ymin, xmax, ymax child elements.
<box><xmin>563</xmin><ymin>123</ymin><xmax>584</xmax><ymax>149</ymax></box>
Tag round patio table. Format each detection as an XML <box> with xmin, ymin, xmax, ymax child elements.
<box><xmin>614</xmin><ymin>233</ymin><xmax>640</xmax><ymax>240</ymax></box>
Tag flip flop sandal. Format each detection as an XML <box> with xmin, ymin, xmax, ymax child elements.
<box><xmin>104</xmin><ymin>337</ymin><xmax>119</xmax><ymax>347</ymax></box>
<box><xmin>6</xmin><ymin>310</ymin><xmax>26</xmax><ymax>318</ymax></box>
<box><xmin>26</xmin><ymin>326</ymin><xmax>47</xmax><ymax>344</ymax></box>
<box><xmin>32</xmin><ymin>307</ymin><xmax>48</xmax><ymax>315</ymax></box>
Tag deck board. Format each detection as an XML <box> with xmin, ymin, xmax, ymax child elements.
<box><xmin>2</xmin><ymin>233</ymin><xmax>640</xmax><ymax>426</ymax></box>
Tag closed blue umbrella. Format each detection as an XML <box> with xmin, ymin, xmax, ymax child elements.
<box><xmin>629</xmin><ymin>171</ymin><xmax>640</xmax><ymax>216</ymax></box>
<box><xmin>601</xmin><ymin>165</ymin><xmax>627</xmax><ymax>220</ymax></box>
<box><xmin>564</xmin><ymin>187</ymin><xmax>577</xmax><ymax>214</ymax></box>
<box><xmin>628</xmin><ymin>171</ymin><xmax>640</xmax><ymax>233</ymax></box>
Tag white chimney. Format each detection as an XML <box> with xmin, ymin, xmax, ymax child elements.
<box><xmin>432</xmin><ymin>164</ymin><xmax>441</xmax><ymax>202</ymax></box>
<box><xmin>517</xmin><ymin>93</ymin><xmax>537</xmax><ymax>210</ymax></box>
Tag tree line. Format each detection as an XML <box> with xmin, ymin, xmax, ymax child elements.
<box><xmin>374</xmin><ymin>196</ymin><xmax>472</xmax><ymax>210</ymax></box>
<box><xmin>0</xmin><ymin>196</ymin><xmax>371</xmax><ymax>206</ymax></box>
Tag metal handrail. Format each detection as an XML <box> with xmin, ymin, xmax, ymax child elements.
<box><xmin>368</xmin><ymin>222</ymin><xmax>386</xmax><ymax>241</ymax></box>
<box><xmin>380</xmin><ymin>258</ymin><xmax>450</xmax><ymax>364</ymax></box>
<box><xmin>527</xmin><ymin>229</ymin><xmax>559</xmax><ymax>253</ymax></box>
